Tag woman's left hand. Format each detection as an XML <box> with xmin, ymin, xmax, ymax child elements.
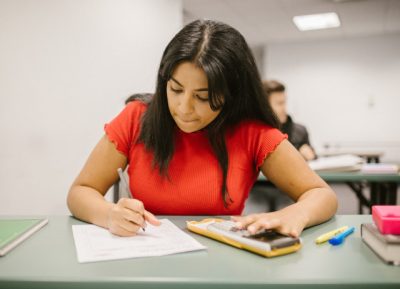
<box><xmin>231</xmin><ymin>205</ymin><xmax>310</xmax><ymax>238</ymax></box>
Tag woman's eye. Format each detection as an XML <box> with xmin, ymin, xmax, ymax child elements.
<box><xmin>196</xmin><ymin>95</ymin><xmax>209</xmax><ymax>102</ymax></box>
<box><xmin>170</xmin><ymin>87</ymin><xmax>182</xmax><ymax>93</ymax></box>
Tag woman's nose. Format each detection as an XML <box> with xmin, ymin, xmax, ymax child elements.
<box><xmin>178</xmin><ymin>92</ymin><xmax>194</xmax><ymax>114</ymax></box>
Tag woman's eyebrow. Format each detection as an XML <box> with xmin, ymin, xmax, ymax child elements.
<box><xmin>170</xmin><ymin>77</ymin><xmax>183</xmax><ymax>87</ymax></box>
<box><xmin>170</xmin><ymin>77</ymin><xmax>208</xmax><ymax>92</ymax></box>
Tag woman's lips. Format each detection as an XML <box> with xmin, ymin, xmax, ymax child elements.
<box><xmin>177</xmin><ymin>116</ymin><xmax>197</xmax><ymax>123</ymax></box>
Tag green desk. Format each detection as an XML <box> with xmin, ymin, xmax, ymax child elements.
<box><xmin>317</xmin><ymin>171</ymin><xmax>400</xmax><ymax>183</ymax></box>
<box><xmin>0</xmin><ymin>215</ymin><xmax>399</xmax><ymax>289</ymax></box>
<box><xmin>257</xmin><ymin>172</ymin><xmax>400</xmax><ymax>213</ymax></box>
<box><xmin>319</xmin><ymin>172</ymin><xmax>400</xmax><ymax>213</ymax></box>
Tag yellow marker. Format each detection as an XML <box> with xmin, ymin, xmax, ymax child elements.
<box><xmin>315</xmin><ymin>226</ymin><xmax>349</xmax><ymax>244</ymax></box>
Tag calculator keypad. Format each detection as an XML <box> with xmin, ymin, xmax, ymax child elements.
<box><xmin>211</xmin><ymin>221</ymin><xmax>251</xmax><ymax>237</ymax></box>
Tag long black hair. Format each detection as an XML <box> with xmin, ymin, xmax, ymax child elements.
<box><xmin>138</xmin><ymin>19</ymin><xmax>279</xmax><ymax>207</ymax></box>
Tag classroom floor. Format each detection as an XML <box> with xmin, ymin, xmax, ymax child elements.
<box><xmin>243</xmin><ymin>184</ymin><xmax>400</xmax><ymax>215</ymax></box>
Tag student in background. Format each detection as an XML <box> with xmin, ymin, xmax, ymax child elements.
<box><xmin>67</xmin><ymin>20</ymin><xmax>337</xmax><ymax>238</ymax></box>
<box><xmin>124</xmin><ymin>93</ymin><xmax>153</xmax><ymax>105</ymax></box>
<box><xmin>263</xmin><ymin>80</ymin><xmax>317</xmax><ymax>161</ymax></box>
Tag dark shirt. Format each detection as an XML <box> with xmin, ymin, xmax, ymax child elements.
<box><xmin>281</xmin><ymin>115</ymin><xmax>313</xmax><ymax>151</ymax></box>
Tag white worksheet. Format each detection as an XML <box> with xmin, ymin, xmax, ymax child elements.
<box><xmin>72</xmin><ymin>219</ymin><xmax>206</xmax><ymax>263</ymax></box>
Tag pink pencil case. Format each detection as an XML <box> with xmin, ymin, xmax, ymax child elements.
<box><xmin>372</xmin><ymin>205</ymin><xmax>400</xmax><ymax>235</ymax></box>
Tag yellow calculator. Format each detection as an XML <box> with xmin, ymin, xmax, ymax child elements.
<box><xmin>187</xmin><ymin>218</ymin><xmax>302</xmax><ymax>258</ymax></box>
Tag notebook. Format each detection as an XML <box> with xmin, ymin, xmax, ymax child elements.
<box><xmin>361</xmin><ymin>223</ymin><xmax>400</xmax><ymax>266</ymax></box>
<box><xmin>0</xmin><ymin>218</ymin><xmax>48</xmax><ymax>256</ymax></box>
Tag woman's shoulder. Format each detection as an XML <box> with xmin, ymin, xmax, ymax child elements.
<box><xmin>125</xmin><ymin>99</ymin><xmax>148</xmax><ymax>114</ymax></box>
<box><xmin>227</xmin><ymin>119</ymin><xmax>286</xmax><ymax>146</ymax></box>
<box><xmin>116</xmin><ymin>100</ymin><xmax>148</xmax><ymax>125</ymax></box>
<box><xmin>104</xmin><ymin>100</ymin><xmax>148</xmax><ymax>142</ymax></box>
<box><xmin>227</xmin><ymin>119</ymin><xmax>287</xmax><ymax>165</ymax></box>
<box><xmin>232</xmin><ymin>119</ymin><xmax>278</xmax><ymax>134</ymax></box>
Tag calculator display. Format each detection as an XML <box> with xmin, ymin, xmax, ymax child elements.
<box><xmin>246</xmin><ymin>230</ymin><xmax>299</xmax><ymax>249</ymax></box>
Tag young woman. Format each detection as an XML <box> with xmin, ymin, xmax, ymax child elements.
<box><xmin>67</xmin><ymin>20</ymin><xmax>337</xmax><ymax>238</ymax></box>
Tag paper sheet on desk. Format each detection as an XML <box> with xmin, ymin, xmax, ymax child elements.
<box><xmin>308</xmin><ymin>154</ymin><xmax>364</xmax><ymax>172</ymax></box>
<box><xmin>72</xmin><ymin>219</ymin><xmax>206</xmax><ymax>263</ymax></box>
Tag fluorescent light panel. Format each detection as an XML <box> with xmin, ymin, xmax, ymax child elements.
<box><xmin>293</xmin><ymin>12</ymin><xmax>340</xmax><ymax>31</ymax></box>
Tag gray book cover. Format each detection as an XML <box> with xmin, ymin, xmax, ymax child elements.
<box><xmin>361</xmin><ymin>223</ymin><xmax>400</xmax><ymax>266</ymax></box>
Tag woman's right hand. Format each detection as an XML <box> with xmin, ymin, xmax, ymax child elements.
<box><xmin>107</xmin><ymin>198</ymin><xmax>161</xmax><ymax>237</ymax></box>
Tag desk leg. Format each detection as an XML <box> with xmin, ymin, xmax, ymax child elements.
<box><xmin>366</xmin><ymin>156</ymin><xmax>380</xmax><ymax>163</ymax></box>
<box><xmin>370</xmin><ymin>182</ymin><xmax>378</xmax><ymax>208</ymax></box>
<box><xmin>387</xmin><ymin>183</ymin><xmax>398</xmax><ymax>205</ymax></box>
<box><xmin>381</xmin><ymin>182</ymin><xmax>397</xmax><ymax>205</ymax></box>
<box><xmin>346</xmin><ymin>182</ymin><xmax>371</xmax><ymax>214</ymax></box>
<box><xmin>370</xmin><ymin>182</ymin><xmax>398</xmax><ymax>208</ymax></box>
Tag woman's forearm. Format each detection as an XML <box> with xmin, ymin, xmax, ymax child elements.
<box><xmin>294</xmin><ymin>187</ymin><xmax>338</xmax><ymax>227</ymax></box>
<box><xmin>67</xmin><ymin>186</ymin><xmax>114</xmax><ymax>229</ymax></box>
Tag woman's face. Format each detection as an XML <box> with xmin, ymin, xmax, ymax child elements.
<box><xmin>166</xmin><ymin>62</ymin><xmax>222</xmax><ymax>133</ymax></box>
<box><xmin>268</xmin><ymin>91</ymin><xmax>288</xmax><ymax>124</ymax></box>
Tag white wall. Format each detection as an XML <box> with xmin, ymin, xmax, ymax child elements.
<box><xmin>264</xmin><ymin>33</ymin><xmax>400</xmax><ymax>162</ymax></box>
<box><xmin>0</xmin><ymin>0</ymin><xmax>182</xmax><ymax>215</ymax></box>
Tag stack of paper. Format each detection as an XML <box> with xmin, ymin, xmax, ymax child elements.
<box><xmin>361</xmin><ymin>163</ymin><xmax>399</xmax><ymax>174</ymax></box>
<box><xmin>308</xmin><ymin>154</ymin><xmax>364</xmax><ymax>172</ymax></box>
<box><xmin>72</xmin><ymin>219</ymin><xmax>206</xmax><ymax>263</ymax></box>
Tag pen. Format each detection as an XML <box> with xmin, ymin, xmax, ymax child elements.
<box><xmin>315</xmin><ymin>226</ymin><xmax>349</xmax><ymax>244</ymax></box>
<box><xmin>117</xmin><ymin>168</ymin><xmax>145</xmax><ymax>231</ymax></box>
<box><xmin>328</xmin><ymin>226</ymin><xmax>355</xmax><ymax>246</ymax></box>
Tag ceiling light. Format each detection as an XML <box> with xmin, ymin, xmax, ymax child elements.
<box><xmin>293</xmin><ymin>12</ymin><xmax>341</xmax><ymax>31</ymax></box>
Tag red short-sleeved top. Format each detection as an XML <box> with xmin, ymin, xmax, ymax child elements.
<box><xmin>105</xmin><ymin>101</ymin><xmax>286</xmax><ymax>215</ymax></box>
